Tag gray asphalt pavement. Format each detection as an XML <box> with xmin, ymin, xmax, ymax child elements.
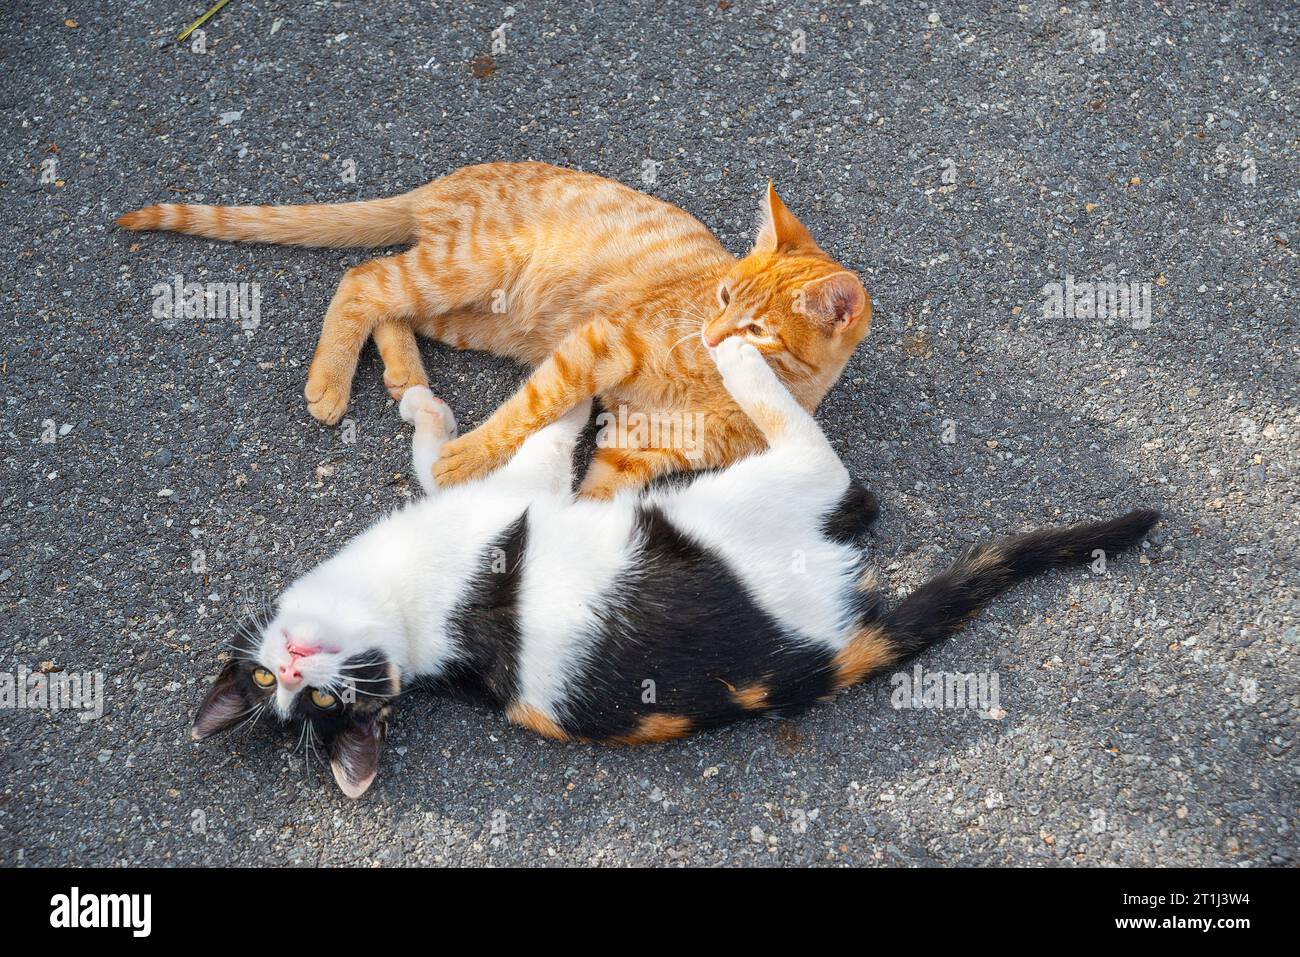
<box><xmin>1</xmin><ymin>1</ymin><xmax>1296</xmax><ymax>866</ymax></box>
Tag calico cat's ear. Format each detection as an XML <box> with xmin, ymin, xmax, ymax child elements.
<box><xmin>192</xmin><ymin>662</ymin><xmax>247</xmax><ymax>740</ymax></box>
<box><xmin>800</xmin><ymin>271</ymin><xmax>869</xmax><ymax>330</ymax></box>
<box><xmin>753</xmin><ymin>181</ymin><xmax>818</xmax><ymax>255</ymax></box>
<box><xmin>330</xmin><ymin>707</ymin><xmax>389</xmax><ymax>799</ymax></box>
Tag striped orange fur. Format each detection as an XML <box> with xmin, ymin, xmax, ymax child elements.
<box><xmin>117</xmin><ymin>162</ymin><xmax>873</xmax><ymax>497</ymax></box>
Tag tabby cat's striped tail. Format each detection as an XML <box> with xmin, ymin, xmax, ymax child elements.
<box><xmin>116</xmin><ymin>192</ymin><xmax>417</xmax><ymax>248</ymax></box>
<box><xmin>833</xmin><ymin>509</ymin><xmax>1160</xmax><ymax>689</ymax></box>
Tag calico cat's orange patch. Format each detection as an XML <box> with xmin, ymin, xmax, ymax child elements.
<box><xmin>830</xmin><ymin>625</ymin><xmax>898</xmax><ymax>692</ymax></box>
<box><xmin>731</xmin><ymin>683</ymin><xmax>771</xmax><ymax>711</ymax></box>
<box><xmin>505</xmin><ymin>702</ymin><xmax>570</xmax><ymax>742</ymax></box>
<box><xmin>744</xmin><ymin>403</ymin><xmax>789</xmax><ymax>440</ymax></box>
<box><xmin>607</xmin><ymin>713</ymin><xmax>694</xmax><ymax>744</ymax></box>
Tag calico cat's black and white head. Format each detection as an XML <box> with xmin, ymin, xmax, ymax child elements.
<box><xmin>192</xmin><ymin>588</ymin><xmax>402</xmax><ymax>798</ymax></box>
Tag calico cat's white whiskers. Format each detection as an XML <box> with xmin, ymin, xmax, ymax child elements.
<box><xmin>243</xmin><ymin>703</ymin><xmax>268</xmax><ymax>736</ymax></box>
<box><xmin>226</xmin><ymin>701</ymin><xmax>266</xmax><ymax>739</ymax></box>
<box><xmin>304</xmin><ymin>722</ymin><xmax>324</xmax><ymax>772</ymax></box>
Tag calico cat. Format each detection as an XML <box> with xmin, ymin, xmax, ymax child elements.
<box><xmin>118</xmin><ymin>162</ymin><xmax>872</xmax><ymax>498</ymax></box>
<box><xmin>192</xmin><ymin>338</ymin><xmax>1159</xmax><ymax>798</ymax></box>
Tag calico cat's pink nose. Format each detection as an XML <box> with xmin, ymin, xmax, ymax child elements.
<box><xmin>279</xmin><ymin>663</ymin><xmax>303</xmax><ymax>686</ymax></box>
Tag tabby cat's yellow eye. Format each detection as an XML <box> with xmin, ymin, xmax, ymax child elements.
<box><xmin>310</xmin><ymin>689</ymin><xmax>337</xmax><ymax>709</ymax></box>
<box><xmin>252</xmin><ymin>667</ymin><xmax>276</xmax><ymax>688</ymax></box>
<box><xmin>717</xmin><ymin>282</ymin><xmax>731</xmax><ymax>307</ymax></box>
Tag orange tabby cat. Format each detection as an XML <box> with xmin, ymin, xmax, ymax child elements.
<box><xmin>118</xmin><ymin>162</ymin><xmax>872</xmax><ymax>497</ymax></box>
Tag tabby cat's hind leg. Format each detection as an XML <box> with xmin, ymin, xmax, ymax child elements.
<box><xmin>307</xmin><ymin>255</ymin><xmax>420</xmax><ymax>424</ymax></box>
<box><xmin>577</xmin><ymin>446</ymin><xmax>690</xmax><ymax>500</ymax></box>
<box><xmin>372</xmin><ymin>321</ymin><xmax>429</xmax><ymax>400</ymax></box>
<box><xmin>306</xmin><ymin>249</ymin><xmax>471</xmax><ymax>424</ymax></box>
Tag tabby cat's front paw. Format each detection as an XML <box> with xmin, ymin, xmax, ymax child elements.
<box><xmin>432</xmin><ymin>429</ymin><xmax>507</xmax><ymax>487</ymax></box>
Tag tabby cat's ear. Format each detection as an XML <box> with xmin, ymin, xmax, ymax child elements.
<box><xmin>192</xmin><ymin>662</ymin><xmax>247</xmax><ymax>740</ymax></box>
<box><xmin>801</xmin><ymin>271</ymin><xmax>869</xmax><ymax>330</ymax></box>
<box><xmin>753</xmin><ymin>181</ymin><xmax>818</xmax><ymax>255</ymax></box>
<box><xmin>330</xmin><ymin>707</ymin><xmax>389</xmax><ymax>799</ymax></box>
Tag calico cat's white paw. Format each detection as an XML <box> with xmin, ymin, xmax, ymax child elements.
<box><xmin>400</xmin><ymin>386</ymin><xmax>458</xmax><ymax>437</ymax></box>
<box><xmin>711</xmin><ymin>337</ymin><xmax>779</xmax><ymax>398</ymax></box>
<box><xmin>399</xmin><ymin>386</ymin><xmax>434</xmax><ymax>423</ymax></box>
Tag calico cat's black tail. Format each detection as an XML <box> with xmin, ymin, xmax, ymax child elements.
<box><xmin>885</xmin><ymin>508</ymin><xmax>1160</xmax><ymax>656</ymax></box>
<box><xmin>835</xmin><ymin>509</ymin><xmax>1160</xmax><ymax>689</ymax></box>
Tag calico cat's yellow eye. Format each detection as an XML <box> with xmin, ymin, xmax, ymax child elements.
<box><xmin>252</xmin><ymin>667</ymin><xmax>276</xmax><ymax>688</ymax></box>
<box><xmin>310</xmin><ymin>689</ymin><xmax>337</xmax><ymax>709</ymax></box>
